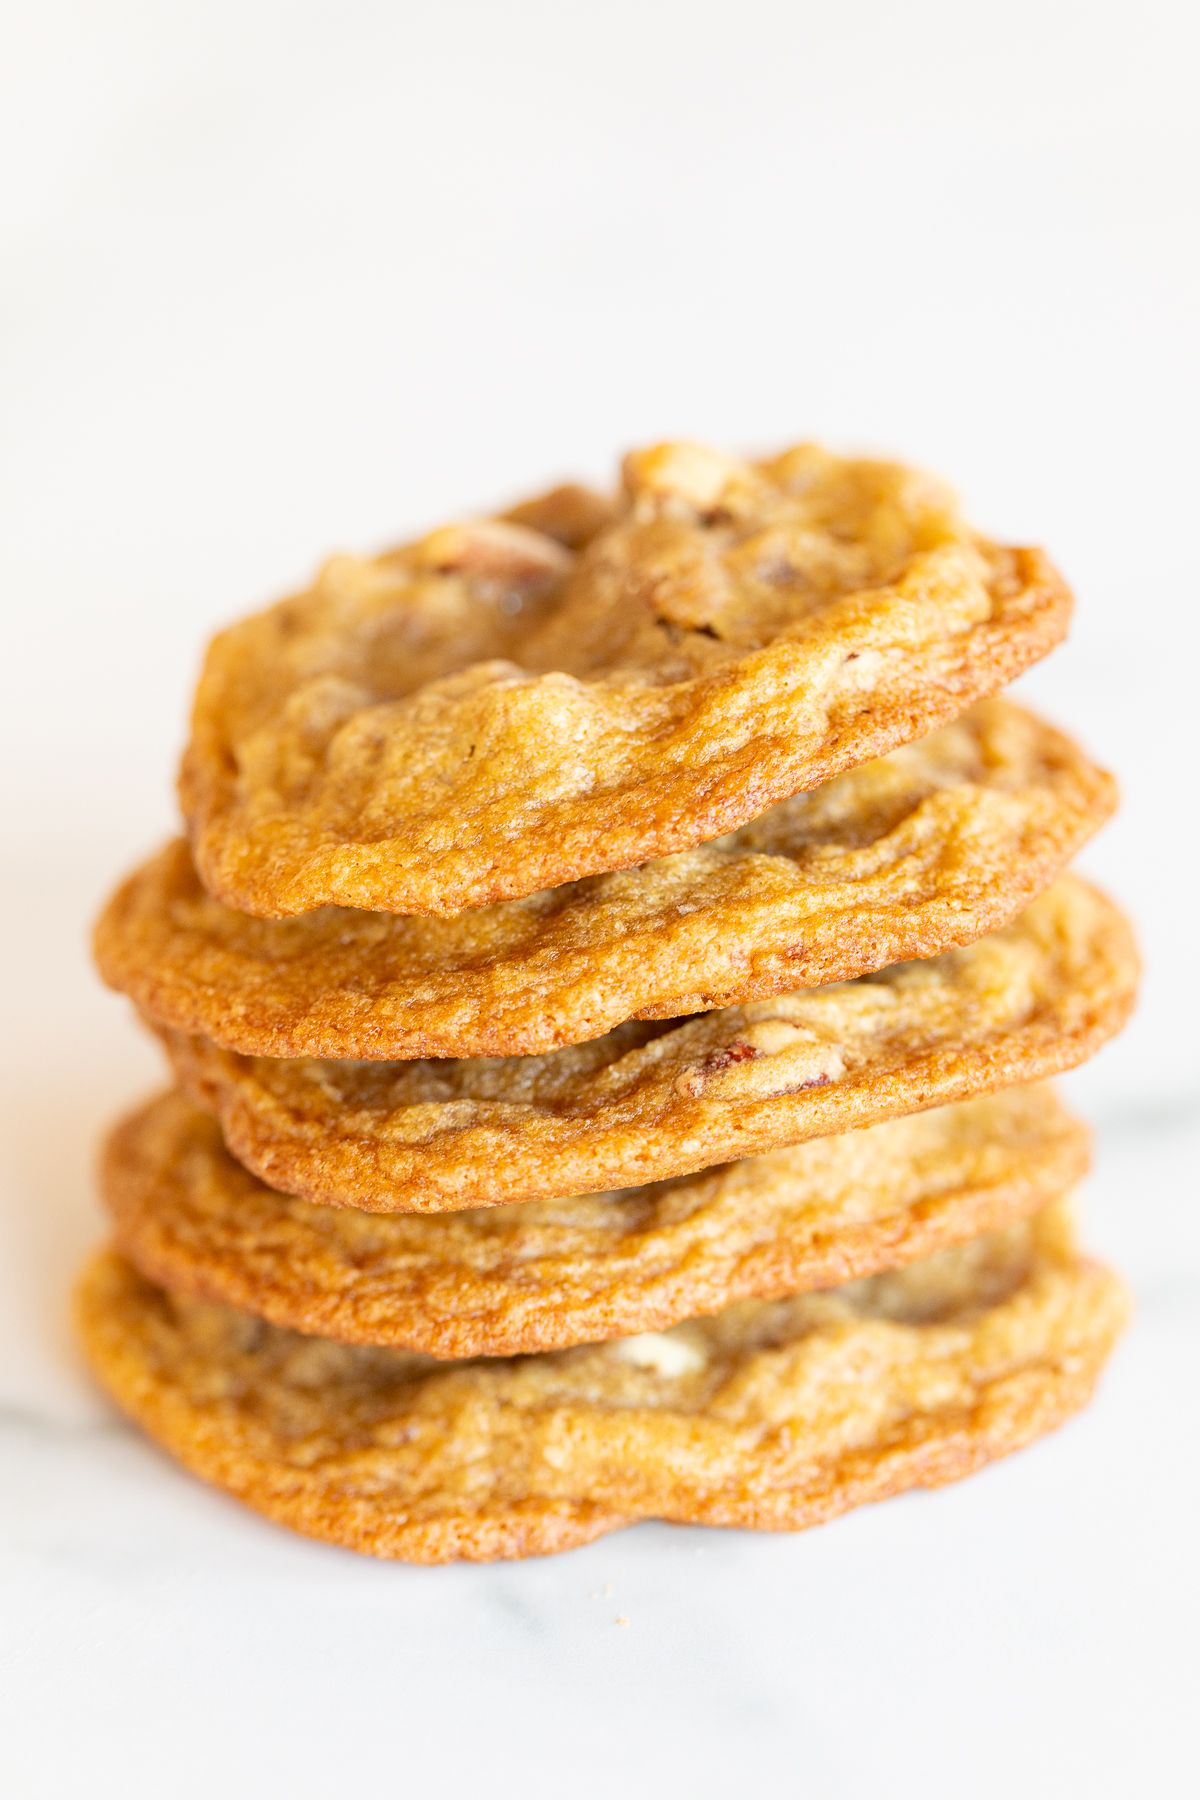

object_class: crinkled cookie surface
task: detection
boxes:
[103,1085,1088,1356]
[180,444,1073,917]
[76,1205,1127,1562]
[162,878,1137,1213]
[101,702,1114,1059]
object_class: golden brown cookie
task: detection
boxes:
[180,443,1073,917]
[100,702,1115,1060]
[161,877,1137,1213]
[75,1204,1128,1562]
[102,1085,1088,1356]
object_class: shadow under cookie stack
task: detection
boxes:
[83,441,1138,1562]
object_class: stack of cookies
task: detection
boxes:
[82,441,1137,1562]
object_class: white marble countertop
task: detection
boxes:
[4,1070,1197,1798]
[3,3,1197,1794]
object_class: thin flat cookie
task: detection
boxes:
[161,877,1137,1213]
[76,1204,1128,1562]
[180,443,1073,917]
[100,702,1115,1060]
[102,1085,1089,1356]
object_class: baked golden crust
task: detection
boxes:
[75,1205,1128,1562]
[179,444,1073,918]
[102,1085,1089,1356]
[161,878,1137,1213]
[99,702,1115,1060]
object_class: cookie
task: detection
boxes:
[180,443,1073,917]
[102,1085,1088,1356]
[161,877,1137,1213]
[75,1204,1128,1562]
[99,702,1115,1060]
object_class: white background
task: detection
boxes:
[2,3,1197,1795]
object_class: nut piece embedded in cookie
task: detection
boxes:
[613,1333,709,1377]
[623,442,754,515]
[675,1020,847,1101]
[416,519,574,585]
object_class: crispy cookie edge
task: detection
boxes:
[75,1243,1126,1563]
[101,1089,1092,1356]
